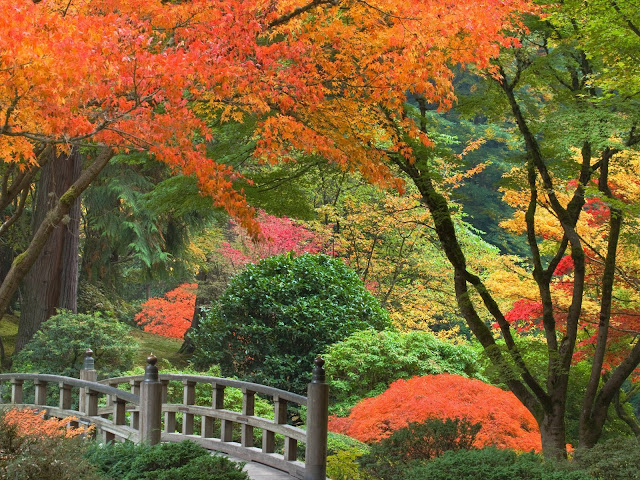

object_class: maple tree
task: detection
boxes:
[400,3,640,455]
[328,374,542,452]
[0,0,259,356]
[134,283,197,339]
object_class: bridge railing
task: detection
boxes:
[0,350,329,480]
[0,369,141,443]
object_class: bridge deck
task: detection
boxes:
[228,455,298,480]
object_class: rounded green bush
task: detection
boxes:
[324,329,483,415]
[191,253,391,394]
[12,310,137,378]
[86,440,250,480]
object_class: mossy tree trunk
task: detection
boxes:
[0,147,113,359]
[16,149,82,352]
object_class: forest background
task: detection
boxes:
[1,0,640,471]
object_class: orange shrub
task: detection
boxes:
[3,408,93,438]
[328,374,542,452]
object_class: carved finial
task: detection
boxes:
[312,355,325,383]
[144,353,159,382]
[83,348,95,370]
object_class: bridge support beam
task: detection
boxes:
[305,356,329,480]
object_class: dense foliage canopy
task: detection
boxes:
[191,253,390,393]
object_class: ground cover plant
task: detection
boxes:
[400,448,597,480]
[358,418,481,480]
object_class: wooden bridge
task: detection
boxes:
[0,351,329,480]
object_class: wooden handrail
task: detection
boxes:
[100,374,307,406]
[0,373,138,404]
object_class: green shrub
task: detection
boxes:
[572,436,640,480]
[0,409,100,480]
[324,329,484,415]
[359,418,481,480]
[327,448,374,480]
[12,310,137,379]
[191,253,391,394]
[327,432,370,456]
[77,283,141,325]
[403,448,597,480]
[86,440,250,480]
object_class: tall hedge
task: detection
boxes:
[191,253,390,394]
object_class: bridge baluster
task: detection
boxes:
[241,388,255,447]
[58,382,72,409]
[182,380,196,435]
[86,388,99,416]
[113,398,126,425]
[105,397,127,443]
[162,379,176,433]
[11,379,23,404]
[284,437,297,462]
[263,395,287,453]
[105,380,118,406]
[160,379,169,404]
[219,384,233,443]
[34,380,48,406]
[165,411,177,433]
[130,379,141,429]
[213,383,225,409]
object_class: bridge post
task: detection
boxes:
[139,354,162,445]
[305,356,329,480]
[79,348,97,413]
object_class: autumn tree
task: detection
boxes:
[0,0,260,355]
[325,185,507,333]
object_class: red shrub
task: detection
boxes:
[134,283,197,339]
[328,374,542,452]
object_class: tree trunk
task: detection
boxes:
[16,149,82,352]
[539,404,568,459]
[179,269,207,354]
